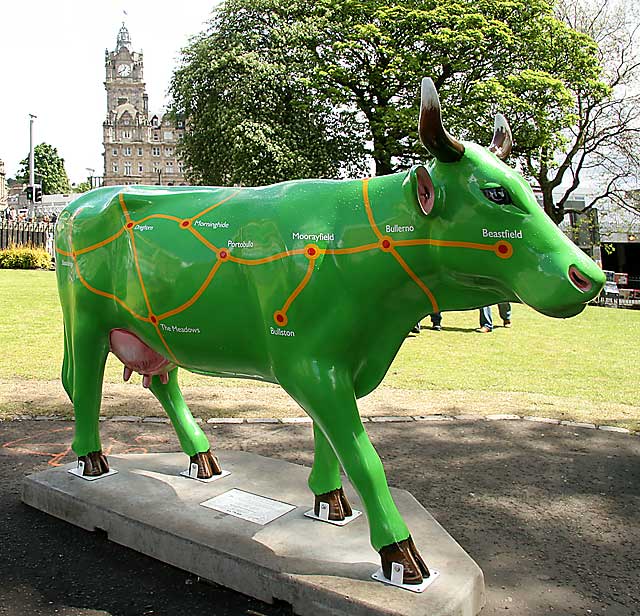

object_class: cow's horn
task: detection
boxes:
[418,77,465,163]
[488,113,512,160]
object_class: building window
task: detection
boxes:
[138,162,144,173]
[124,162,132,176]
[152,162,160,172]
[112,163,118,173]
[166,161,174,174]
[153,131,159,141]
[152,147,160,156]
[112,148,118,156]
[179,162,184,174]
[177,120,184,128]
[124,147,132,156]
[178,131,184,140]
[137,147,143,156]
[122,130,131,139]
[152,116,159,127]
[164,147,173,156]
[163,131,173,141]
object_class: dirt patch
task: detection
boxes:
[1,379,638,430]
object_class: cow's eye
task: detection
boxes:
[482,187,512,205]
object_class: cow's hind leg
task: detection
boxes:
[68,322,110,476]
[310,422,353,520]
[148,369,221,478]
[280,363,429,584]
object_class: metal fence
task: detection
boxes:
[0,221,56,256]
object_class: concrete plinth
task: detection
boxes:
[22,452,485,616]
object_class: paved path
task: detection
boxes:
[1,418,638,616]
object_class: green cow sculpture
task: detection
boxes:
[55,78,605,584]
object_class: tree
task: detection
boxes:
[17,143,71,195]
[470,0,640,223]
[170,5,368,186]
[72,181,92,193]
[171,0,609,208]
[550,0,640,221]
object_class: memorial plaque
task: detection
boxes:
[201,488,296,525]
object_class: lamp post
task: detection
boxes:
[157,169,162,186]
[29,114,37,190]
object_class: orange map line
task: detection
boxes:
[281,259,315,315]
[61,182,513,339]
[121,193,154,320]
[188,227,219,254]
[390,247,439,312]
[394,238,496,252]
[324,243,380,255]
[153,323,178,363]
[75,227,125,256]
[362,178,383,240]
[135,213,182,225]
[189,190,241,222]
[72,255,151,322]
[119,193,132,223]
[157,260,223,321]
[230,248,306,266]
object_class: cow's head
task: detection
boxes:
[411,78,605,318]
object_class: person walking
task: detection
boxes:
[476,303,511,333]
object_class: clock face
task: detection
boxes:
[117,64,131,77]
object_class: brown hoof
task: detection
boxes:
[78,450,110,477]
[314,486,353,520]
[379,535,430,584]
[190,450,222,479]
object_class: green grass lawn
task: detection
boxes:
[1,269,639,422]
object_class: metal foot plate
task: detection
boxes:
[371,567,440,593]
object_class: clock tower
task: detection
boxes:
[102,24,187,187]
[104,23,147,114]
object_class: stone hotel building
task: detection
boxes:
[103,24,187,186]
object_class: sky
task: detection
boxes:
[0,1,216,185]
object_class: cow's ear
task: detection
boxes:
[404,165,435,215]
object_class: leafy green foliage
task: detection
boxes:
[17,143,71,195]
[171,0,608,214]
[0,244,52,270]
[72,181,92,193]
[170,3,368,186]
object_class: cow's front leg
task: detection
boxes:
[280,363,429,584]
[310,422,353,520]
[149,368,221,478]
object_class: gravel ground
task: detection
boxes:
[1,418,638,616]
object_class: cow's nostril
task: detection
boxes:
[568,265,593,293]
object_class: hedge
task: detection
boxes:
[0,244,53,270]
